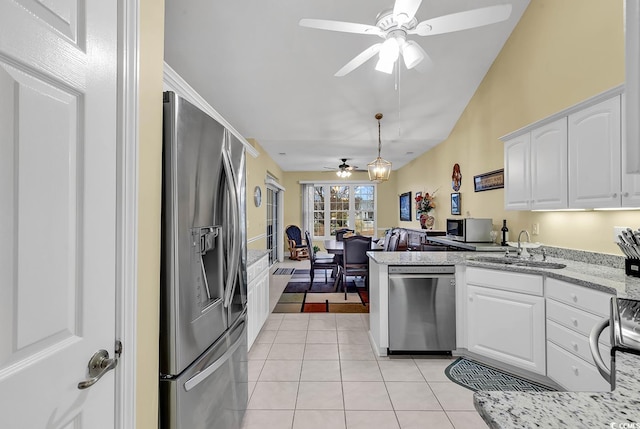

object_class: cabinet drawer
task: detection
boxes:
[247,254,269,284]
[547,341,611,392]
[546,298,610,344]
[545,278,612,317]
[546,320,611,364]
[466,267,543,296]
[256,254,269,273]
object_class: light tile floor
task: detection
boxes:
[242,312,489,429]
[242,255,489,429]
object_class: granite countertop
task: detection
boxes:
[465,255,640,300]
[367,250,470,266]
[247,249,269,266]
[474,351,640,428]
[367,251,640,299]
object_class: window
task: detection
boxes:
[305,183,377,239]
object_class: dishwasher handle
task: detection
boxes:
[389,273,455,281]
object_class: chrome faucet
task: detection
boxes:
[517,230,531,258]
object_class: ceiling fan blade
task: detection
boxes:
[335,43,382,77]
[299,18,382,36]
[393,0,423,22]
[404,41,434,73]
[410,4,512,37]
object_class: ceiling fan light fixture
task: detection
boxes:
[401,40,424,69]
[379,37,400,62]
[375,57,395,74]
[368,113,392,183]
[336,169,352,178]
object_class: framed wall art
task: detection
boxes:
[473,169,504,192]
[399,191,411,221]
[451,192,461,215]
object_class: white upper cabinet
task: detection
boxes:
[568,96,621,208]
[504,118,567,210]
[531,118,568,209]
[503,88,640,210]
[504,133,531,210]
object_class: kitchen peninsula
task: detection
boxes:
[366,249,640,428]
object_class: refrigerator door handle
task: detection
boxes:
[222,145,241,309]
[183,318,246,391]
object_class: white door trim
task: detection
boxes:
[116,0,139,427]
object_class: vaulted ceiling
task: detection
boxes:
[164,0,530,172]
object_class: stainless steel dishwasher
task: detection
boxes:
[388,265,456,353]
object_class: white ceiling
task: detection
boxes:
[164,0,530,173]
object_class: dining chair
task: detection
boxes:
[341,235,372,299]
[335,228,355,241]
[384,231,399,251]
[305,231,340,290]
[381,229,393,251]
[285,225,309,260]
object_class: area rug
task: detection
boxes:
[272,269,369,314]
[445,357,554,392]
[273,268,295,275]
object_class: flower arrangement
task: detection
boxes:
[415,190,437,215]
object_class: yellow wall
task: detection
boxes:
[245,139,284,249]
[396,0,634,255]
[137,0,164,427]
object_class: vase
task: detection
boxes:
[419,213,435,230]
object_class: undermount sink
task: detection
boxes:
[469,256,566,269]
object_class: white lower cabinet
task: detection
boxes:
[467,284,546,375]
[247,254,270,350]
[463,267,615,391]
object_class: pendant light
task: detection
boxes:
[368,113,392,183]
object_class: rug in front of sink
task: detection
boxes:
[445,357,555,392]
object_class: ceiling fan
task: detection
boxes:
[299,0,512,76]
[324,158,365,178]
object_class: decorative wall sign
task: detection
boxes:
[473,169,504,192]
[451,193,461,215]
[452,163,462,191]
[399,192,411,221]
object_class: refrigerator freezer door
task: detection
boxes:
[160,312,248,429]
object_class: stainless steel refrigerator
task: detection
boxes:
[159,91,248,429]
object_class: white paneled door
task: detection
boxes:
[0,0,118,427]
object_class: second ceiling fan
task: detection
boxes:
[299,0,512,76]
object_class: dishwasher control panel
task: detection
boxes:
[388,265,455,275]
